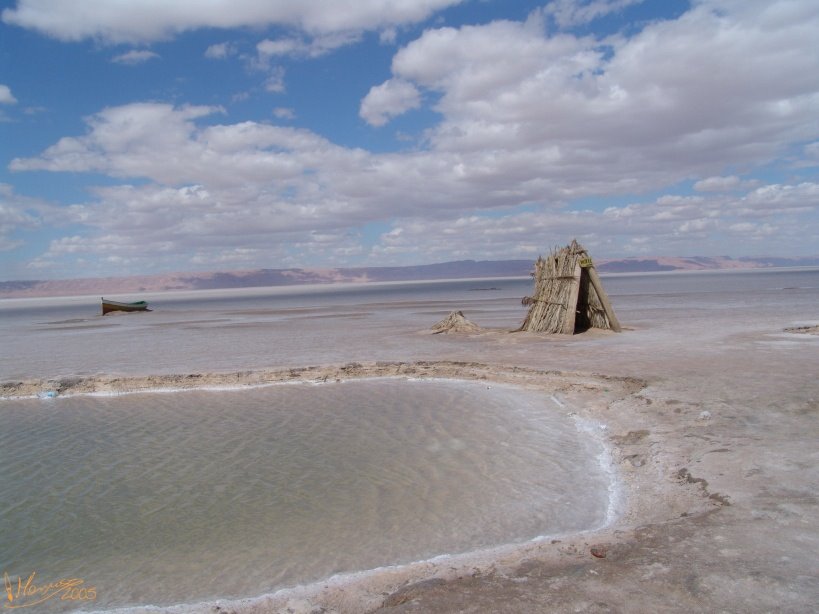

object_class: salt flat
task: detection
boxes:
[1,270,818,613]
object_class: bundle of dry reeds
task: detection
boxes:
[518,240,620,334]
[431,310,481,334]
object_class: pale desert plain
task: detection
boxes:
[1,270,818,613]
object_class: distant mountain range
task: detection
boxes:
[2,255,818,298]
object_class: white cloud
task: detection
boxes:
[6,1,819,271]
[263,67,287,93]
[257,38,302,57]
[204,42,236,59]
[10,98,819,265]
[542,0,646,29]
[111,49,160,65]
[727,221,776,238]
[250,38,354,93]
[2,0,464,44]
[0,84,17,104]
[734,182,819,216]
[0,183,52,251]
[369,182,817,263]
[255,32,362,60]
[360,79,421,126]
[379,27,398,45]
[694,175,741,192]
[10,103,224,180]
[365,1,819,193]
[800,141,819,167]
[273,107,296,120]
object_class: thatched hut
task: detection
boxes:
[518,240,621,334]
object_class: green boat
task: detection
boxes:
[101,297,152,315]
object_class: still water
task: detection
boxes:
[0,378,609,610]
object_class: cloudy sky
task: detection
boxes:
[1,0,818,280]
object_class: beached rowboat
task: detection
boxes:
[101,297,152,315]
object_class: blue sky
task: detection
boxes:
[1,0,817,280]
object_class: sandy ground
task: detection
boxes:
[3,318,818,613]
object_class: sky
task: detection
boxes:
[1,0,818,280]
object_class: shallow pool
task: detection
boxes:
[0,378,612,611]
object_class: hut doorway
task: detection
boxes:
[574,267,592,333]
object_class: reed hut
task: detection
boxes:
[518,240,621,334]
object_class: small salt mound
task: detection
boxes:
[431,310,481,334]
